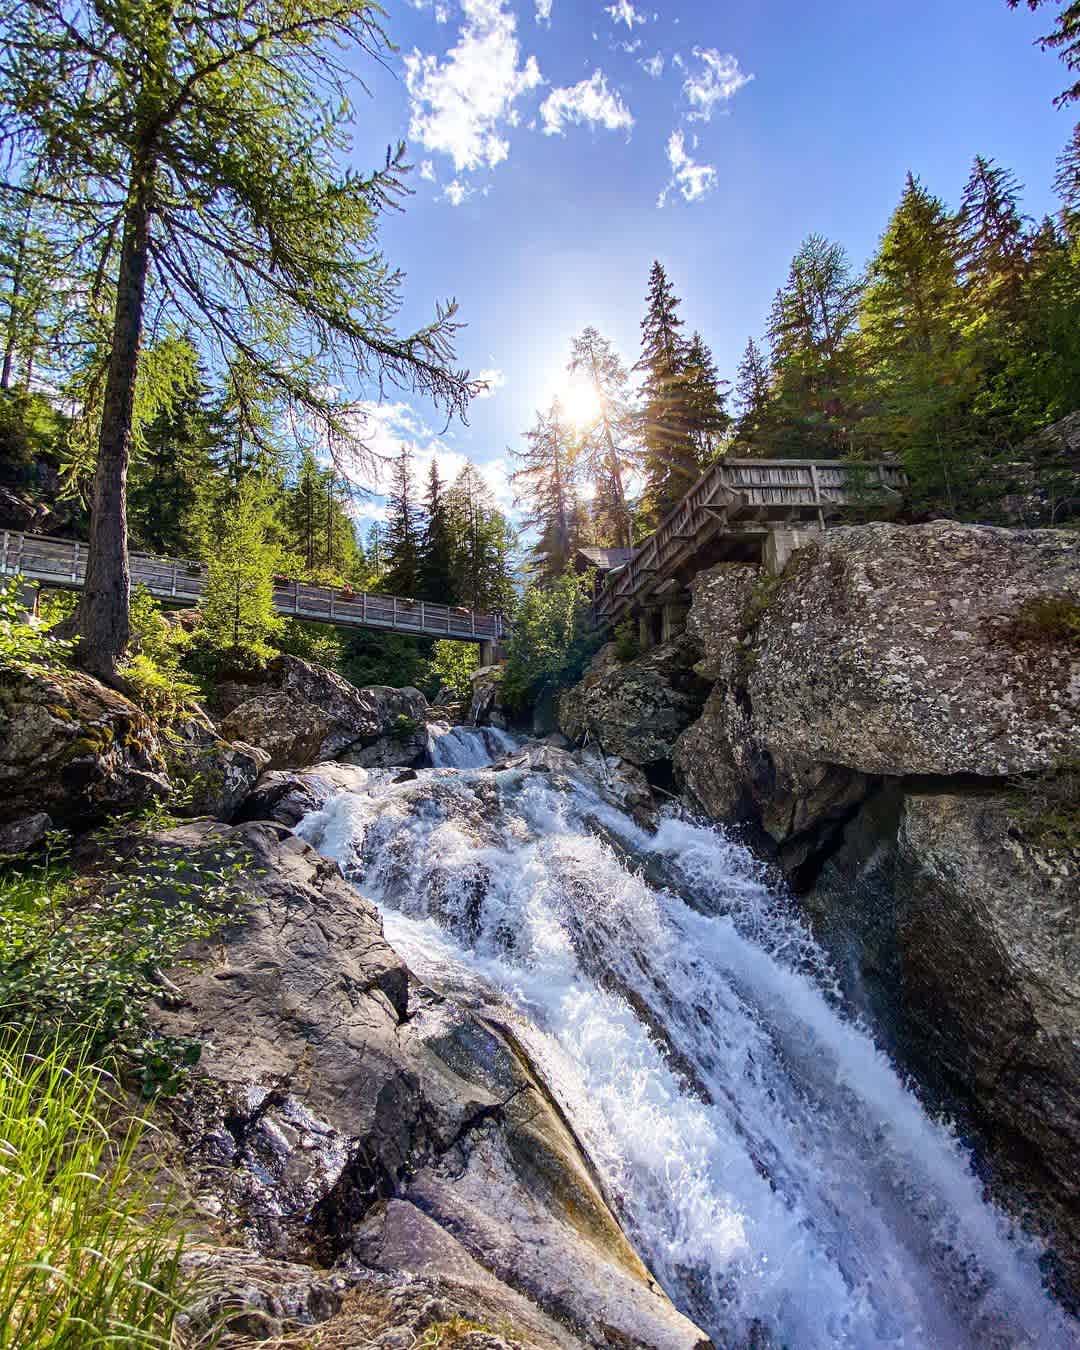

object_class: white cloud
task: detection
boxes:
[441,178,475,205]
[658,128,716,207]
[605,0,646,29]
[407,0,450,19]
[404,0,543,175]
[540,69,633,136]
[419,159,436,181]
[475,367,507,398]
[535,0,552,22]
[683,48,752,121]
[640,50,664,78]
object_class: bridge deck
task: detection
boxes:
[595,457,905,625]
[1,530,508,643]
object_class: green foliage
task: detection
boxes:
[275,617,346,670]
[502,571,600,709]
[613,619,640,663]
[342,630,434,691]
[116,586,201,719]
[0,577,72,672]
[428,639,479,699]
[390,713,423,744]
[0,836,238,1068]
[511,400,585,580]
[1003,593,1080,646]
[0,1038,198,1348]
[0,389,66,475]
[195,477,282,669]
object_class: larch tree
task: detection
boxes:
[198,475,281,660]
[766,233,861,457]
[958,157,1030,326]
[636,261,695,525]
[567,326,639,549]
[0,0,474,679]
[511,399,581,582]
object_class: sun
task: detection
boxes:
[560,376,603,432]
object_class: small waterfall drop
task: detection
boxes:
[297,734,1077,1350]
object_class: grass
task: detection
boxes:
[0,1037,198,1349]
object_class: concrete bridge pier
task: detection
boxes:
[763,525,822,576]
[479,639,498,667]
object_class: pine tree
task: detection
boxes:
[1008,1,1080,107]
[511,400,582,581]
[418,460,456,602]
[733,337,772,452]
[636,261,696,524]
[382,445,421,596]
[958,156,1029,325]
[198,476,282,661]
[567,326,640,548]
[683,332,730,465]
[766,234,861,457]
[445,464,516,612]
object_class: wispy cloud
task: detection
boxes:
[640,50,664,78]
[475,367,507,397]
[404,0,543,177]
[441,178,475,206]
[683,48,752,121]
[605,0,646,29]
[407,0,450,21]
[658,129,716,206]
[535,0,553,23]
[540,70,634,136]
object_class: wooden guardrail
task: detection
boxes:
[594,457,906,625]
[0,530,509,644]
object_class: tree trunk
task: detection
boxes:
[65,163,153,679]
[1,202,32,392]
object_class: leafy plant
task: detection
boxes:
[390,713,423,744]
[0,575,72,672]
[0,1037,200,1349]
[426,639,478,700]
[501,571,601,710]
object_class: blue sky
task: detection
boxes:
[343,0,1072,531]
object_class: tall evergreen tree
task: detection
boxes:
[197,476,282,660]
[733,337,772,452]
[567,326,640,548]
[511,400,582,581]
[382,445,421,596]
[1008,1,1080,107]
[418,460,456,602]
[766,234,861,457]
[446,464,516,612]
[958,156,1030,325]
[636,261,695,524]
[683,332,730,465]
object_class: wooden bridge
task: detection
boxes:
[594,457,906,629]
[0,530,509,649]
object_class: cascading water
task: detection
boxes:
[427,720,521,768]
[298,729,1078,1350]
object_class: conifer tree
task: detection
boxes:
[733,337,773,452]
[0,0,474,678]
[636,261,696,524]
[766,234,861,457]
[683,332,730,465]
[446,464,516,612]
[382,445,422,596]
[567,326,639,548]
[958,157,1030,324]
[511,400,582,581]
[418,460,456,602]
[198,476,282,661]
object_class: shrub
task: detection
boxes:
[274,617,345,671]
[426,639,479,700]
[0,1038,197,1349]
[0,576,73,672]
[390,713,423,744]
[612,619,640,663]
[119,587,201,720]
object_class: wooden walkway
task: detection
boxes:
[0,530,509,644]
[594,457,905,626]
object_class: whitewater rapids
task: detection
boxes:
[296,726,1077,1349]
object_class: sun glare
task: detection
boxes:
[561,376,603,432]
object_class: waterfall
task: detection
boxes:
[297,729,1077,1350]
[427,720,520,768]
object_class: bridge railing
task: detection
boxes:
[594,457,905,623]
[0,530,508,641]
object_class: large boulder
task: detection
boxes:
[674,523,1079,870]
[217,655,429,770]
[468,664,512,730]
[558,638,709,769]
[893,788,1080,1296]
[164,719,270,822]
[0,663,169,829]
[141,820,708,1350]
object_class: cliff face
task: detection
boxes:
[558,519,1080,1297]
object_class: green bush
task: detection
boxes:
[426,639,479,700]
[274,616,345,670]
[0,1037,198,1349]
[0,576,72,672]
[612,619,640,663]
[390,713,423,744]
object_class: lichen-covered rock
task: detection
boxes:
[894,788,1080,1294]
[684,562,759,682]
[139,821,707,1350]
[558,638,709,768]
[0,811,52,855]
[0,664,169,827]
[750,521,1079,778]
[165,726,270,822]
[216,655,429,769]
[468,664,511,730]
